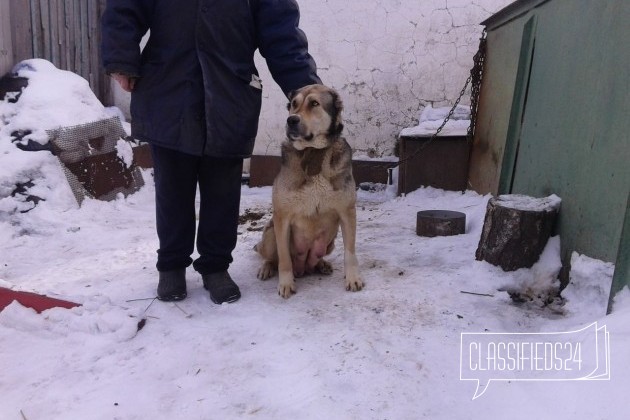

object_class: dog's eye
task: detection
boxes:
[291,99,298,109]
[310,100,320,107]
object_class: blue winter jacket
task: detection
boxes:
[101,0,321,157]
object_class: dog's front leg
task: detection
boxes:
[339,206,363,291]
[274,214,296,298]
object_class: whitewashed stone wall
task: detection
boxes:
[110,0,512,157]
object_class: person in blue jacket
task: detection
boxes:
[101,0,321,304]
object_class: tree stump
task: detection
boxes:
[475,194,561,271]
[416,210,466,237]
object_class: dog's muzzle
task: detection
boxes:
[286,115,301,139]
[287,115,300,128]
[286,115,313,141]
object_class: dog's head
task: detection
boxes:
[285,84,343,150]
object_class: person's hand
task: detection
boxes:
[111,73,137,92]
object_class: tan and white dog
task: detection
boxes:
[255,84,363,298]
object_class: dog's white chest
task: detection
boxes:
[276,175,339,217]
[298,176,335,211]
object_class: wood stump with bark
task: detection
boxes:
[475,194,561,271]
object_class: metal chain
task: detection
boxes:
[468,29,487,143]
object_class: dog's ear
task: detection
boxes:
[329,89,344,135]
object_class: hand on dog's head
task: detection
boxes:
[285,84,343,150]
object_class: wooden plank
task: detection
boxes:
[87,0,100,96]
[498,15,537,194]
[81,0,90,85]
[57,0,66,69]
[73,0,81,73]
[39,0,51,59]
[50,0,60,67]
[9,0,33,65]
[0,0,13,74]
[30,0,42,57]
[97,0,111,103]
[65,0,73,69]
[53,0,66,69]
[81,0,94,89]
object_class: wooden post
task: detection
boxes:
[475,194,561,271]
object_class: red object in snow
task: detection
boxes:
[0,287,80,313]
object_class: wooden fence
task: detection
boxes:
[0,0,110,103]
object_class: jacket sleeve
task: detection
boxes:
[101,0,152,77]
[254,0,322,96]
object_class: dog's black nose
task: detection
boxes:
[287,115,300,127]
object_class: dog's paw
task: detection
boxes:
[257,261,276,280]
[315,259,333,275]
[278,281,296,298]
[345,276,364,292]
[278,274,296,298]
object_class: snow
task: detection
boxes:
[0,59,123,215]
[399,104,471,137]
[4,59,114,140]
[562,252,616,320]
[497,235,564,309]
[496,193,562,212]
[116,138,134,168]
[351,154,399,162]
[1,60,628,419]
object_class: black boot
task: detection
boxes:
[157,269,187,301]
[202,271,241,304]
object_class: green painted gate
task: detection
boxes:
[479,0,630,306]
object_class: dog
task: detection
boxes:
[255,84,363,298]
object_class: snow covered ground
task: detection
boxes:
[1,60,628,420]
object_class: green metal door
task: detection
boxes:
[504,0,630,262]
